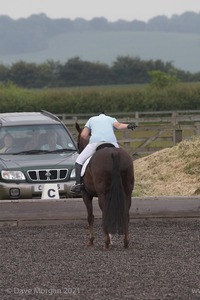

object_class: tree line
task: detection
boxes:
[0,56,199,88]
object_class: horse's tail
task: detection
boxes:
[103,150,127,235]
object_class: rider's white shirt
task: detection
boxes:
[85,114,118,144]
[76,114,119,165]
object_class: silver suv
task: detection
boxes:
[0,111,78,199]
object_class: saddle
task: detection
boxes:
[96,142,115,151]
[81,142,116,176]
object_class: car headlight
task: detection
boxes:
[1,170,26,180]
[70,168,76,179]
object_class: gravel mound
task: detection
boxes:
[134,136,200,196]
[1,219,200,299]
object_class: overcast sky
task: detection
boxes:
[0,0,200,21]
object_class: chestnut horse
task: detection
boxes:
[75,122,134,249]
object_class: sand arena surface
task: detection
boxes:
[1,218,200,300]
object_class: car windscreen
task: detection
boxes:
[0,124,77,154]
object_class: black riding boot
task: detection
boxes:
[71,163,83,194]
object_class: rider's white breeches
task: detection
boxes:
[76,142,119,165]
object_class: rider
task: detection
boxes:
[71,112,137,194]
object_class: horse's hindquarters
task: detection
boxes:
[82,146,134,248]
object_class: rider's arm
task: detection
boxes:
[113,121,128,130]
[114,121,137,130]
[81,127,90,140]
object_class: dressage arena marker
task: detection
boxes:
[41,184,60,199]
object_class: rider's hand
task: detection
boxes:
[127,123,137,130]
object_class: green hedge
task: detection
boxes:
[1,83,200,114]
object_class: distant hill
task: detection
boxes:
[0,12,200,72]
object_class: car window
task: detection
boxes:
[0,124,76,154]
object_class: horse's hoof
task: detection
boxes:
[124,242,129,249]
[103,247,109,251]
[103,244,110,250]
[87,241,94,247]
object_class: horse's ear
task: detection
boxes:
[75,122,81,133]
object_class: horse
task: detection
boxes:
[75,122,134,249]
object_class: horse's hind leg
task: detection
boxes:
[104,232,111,250]
[124,231,129,249]
[83,194,94,246]
[88,215,94,246]
[124,213,130,249]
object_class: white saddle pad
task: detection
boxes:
[81,156,91,177]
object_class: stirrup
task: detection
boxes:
[70,183,83,194]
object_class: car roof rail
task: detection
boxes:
[41,110,61,123]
